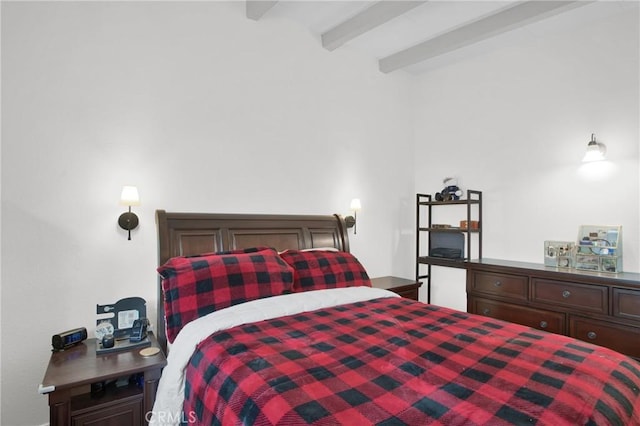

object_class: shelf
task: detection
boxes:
[418,199,481,206]
[417,256,470,269]
[70,382,142,415]
[416,190,483,304]
[420,227,480,233]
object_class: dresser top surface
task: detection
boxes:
[469,258,640,286]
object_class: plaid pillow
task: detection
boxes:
[279,250,371,292]
[158,248,294,343]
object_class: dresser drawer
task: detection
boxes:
[569,315,640,358]
[532,279,607,314]
[71,394,143,426]
[471,297,565,334]
[613,288,640,322]
[470,271,528,300]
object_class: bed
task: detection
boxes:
[151,210,640,426]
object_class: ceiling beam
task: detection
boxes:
[246,1,278,21]
[322,1,427,51]
[379,0,589,73]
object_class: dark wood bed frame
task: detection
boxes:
[155,209,350,352]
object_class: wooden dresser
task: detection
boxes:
[467,258,640,359]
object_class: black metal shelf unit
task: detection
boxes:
[416,190,483,303]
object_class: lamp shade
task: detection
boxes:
[582,134,606,162]
[120,186,140,206]
[350,198,362,211]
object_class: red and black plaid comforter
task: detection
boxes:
[184,297,640,425]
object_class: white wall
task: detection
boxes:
[1,3,415,424]
[413,1,640,310]
[2,1,639,425]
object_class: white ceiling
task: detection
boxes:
[246,1,639,74]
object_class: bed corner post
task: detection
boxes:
[334,214,350,253]
[155,209,168,354]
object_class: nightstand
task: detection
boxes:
[40,332,166,426]
[371,276,423,301]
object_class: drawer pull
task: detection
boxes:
[539,321,548,329]
[494,281,502,287]
[482,308,490,315]
[562,290,571,299]
[587,331,597,340]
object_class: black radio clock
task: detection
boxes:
[51,327,87,351]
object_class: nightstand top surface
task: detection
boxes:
[42,332,167,390]
[371,276,422,290]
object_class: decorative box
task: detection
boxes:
[575,225,622,273]
[544,241,574,268]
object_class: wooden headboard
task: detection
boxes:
[155,209,350,352]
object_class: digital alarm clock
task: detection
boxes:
[52,327,88,351]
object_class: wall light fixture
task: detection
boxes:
[345,198,362,234]
[118,186,140,240]
[583,133,607,162]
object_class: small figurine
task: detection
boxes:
[435,177,463,201]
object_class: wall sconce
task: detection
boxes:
[582,133,606,162]
[118,186,140,240]
[345,198,361,234]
